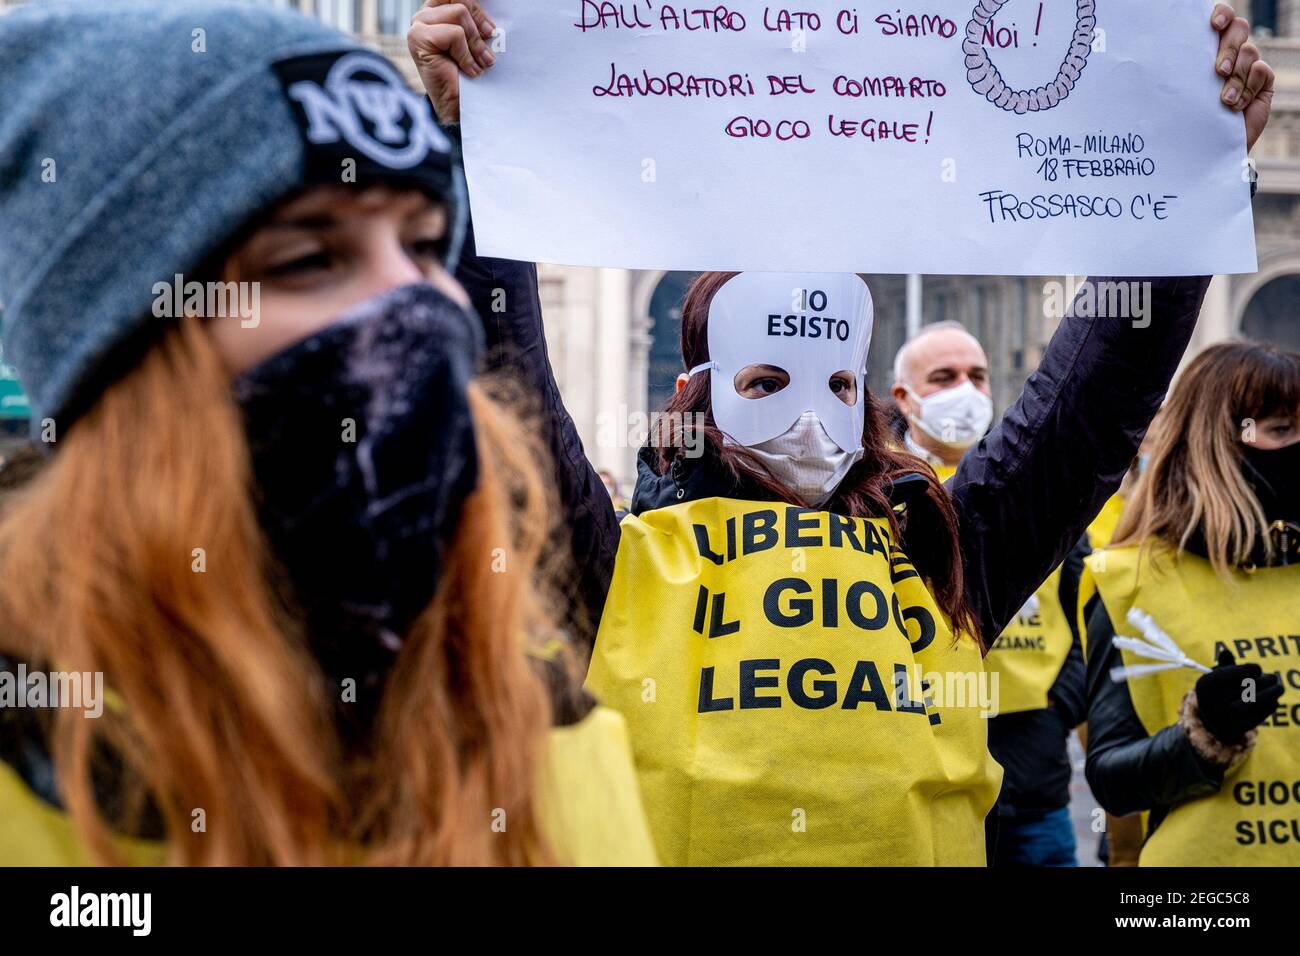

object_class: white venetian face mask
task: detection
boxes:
[689,272,874,456]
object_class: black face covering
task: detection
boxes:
[232,283,484,717]
[1242,441,1300,520]
[1241,440,1300,565]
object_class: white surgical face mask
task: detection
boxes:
[746,411,863,508]
[905,380,994,451]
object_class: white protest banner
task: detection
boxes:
[460,1,1257,276]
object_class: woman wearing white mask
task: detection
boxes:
[415,1,1272,865]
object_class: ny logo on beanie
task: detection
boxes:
[275,51,452,186]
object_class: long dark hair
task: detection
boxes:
[654,272,978,643]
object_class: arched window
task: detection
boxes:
[1253,0,1278,37]
[379,0,422,35]
[646,272,697,415]
[315,0,357,33]
[1241,273,1300,350]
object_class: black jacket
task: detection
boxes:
[1083,594,1226,831]
[453,197,1210,652]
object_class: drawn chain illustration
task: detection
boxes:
[965,0,1097,113]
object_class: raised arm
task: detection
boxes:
[950,274,1208,644]
[452,171,620,649]
[409,4,623,648]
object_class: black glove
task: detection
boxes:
[1194,650,1284,746]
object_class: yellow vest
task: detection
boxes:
[1083,545,1300,866]
[536,706,659,865]
[1086,494,1126,550]
[985,565,1074,715]
[0,706,657,866]
[587,497,1002,866]
[935,463,1107,715]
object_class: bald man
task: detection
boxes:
[891,321,994,475]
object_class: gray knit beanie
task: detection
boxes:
[0,0,467,434]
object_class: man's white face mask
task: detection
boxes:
[904,379,994,451]
[689,272,873,507]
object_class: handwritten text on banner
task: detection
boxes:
[461,2,1257,275]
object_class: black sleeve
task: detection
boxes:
[446,127,620,650]
[1046,538,1089,729]
[1082,594,1225,817]
[948,276,1209,645]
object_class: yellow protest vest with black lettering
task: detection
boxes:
[587,497,1003,866]
[1084,545,1300,866]
[984,566,1074,715]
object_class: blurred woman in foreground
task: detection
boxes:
[0,0,654,866]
